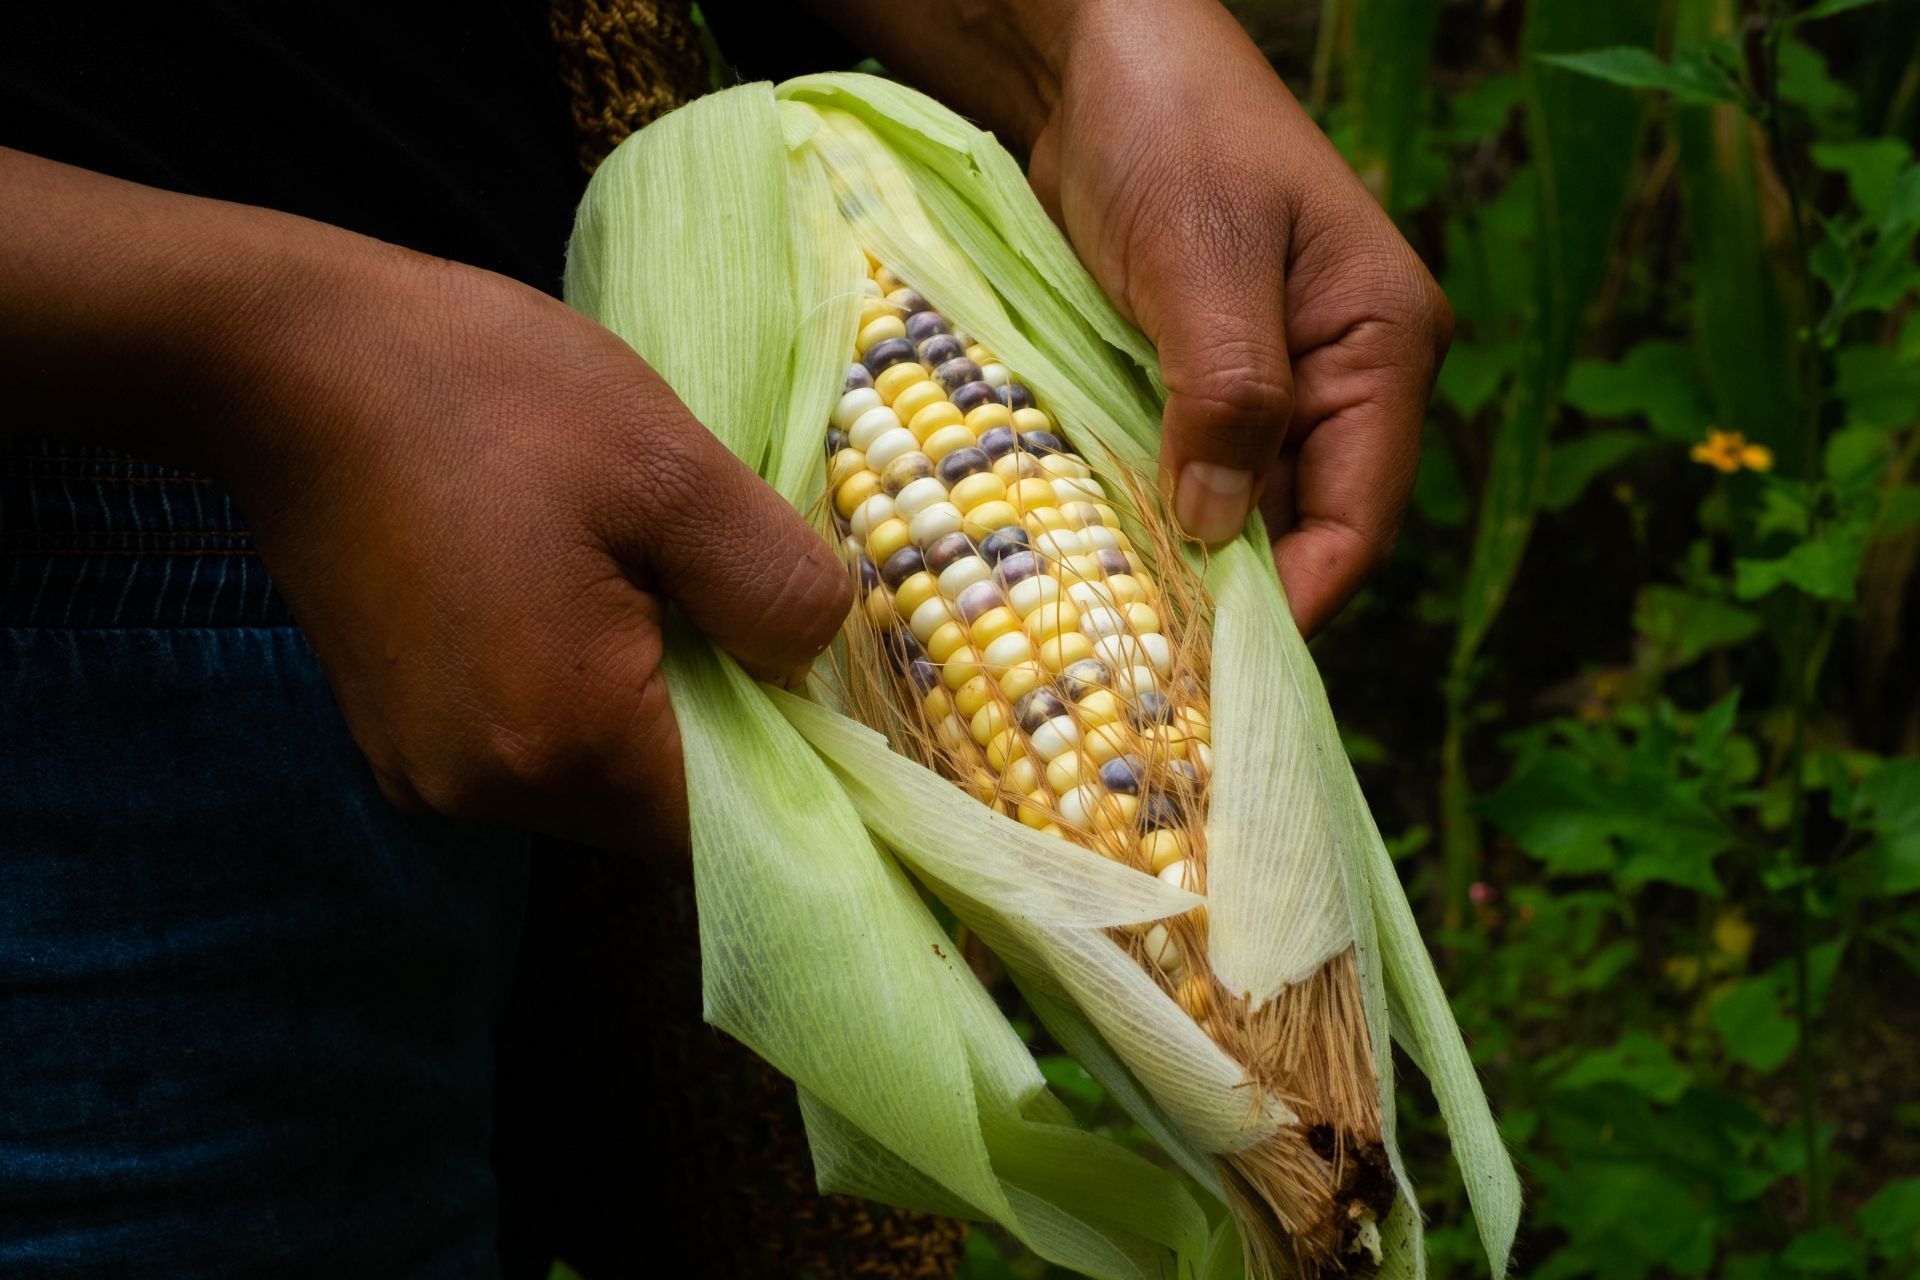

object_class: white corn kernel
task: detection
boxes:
[1029,714,1082,762]
[893,476,949,519]
[1052,476,1105,504]
[909,502,965,544]
[1078,606,1127,639]
[1057,782,1101,829]
[980,362,1010,387]
[1139,633,1173,675]
[833,386,882,431]
[937,555,993,598]
[981,630,1034,671]
[1007,574,1062,617]
[1065,580,1115,611]
[909,595,954,643]
[1083,526,1122,552]
[1141,923,1184,974]
[864,426,919,471]
[849,404,904,450]
[850,494,894,541]
[1158,859,1199,893]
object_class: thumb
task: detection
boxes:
[1131,193,1295,547]
[604,397,853,682]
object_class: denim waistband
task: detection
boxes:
[0,440,289,629]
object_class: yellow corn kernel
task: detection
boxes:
[1091,793,1140,837]
[961,500,1020,540]
[1124,602,1162,635]
[1177,706,1210,745]
[1024,599,1080,644]
[1083,720,1132,765]
[908,400,964,441]
[1005,476,1057,514]
[1039,632,1095,672]
[893,570,940,619]
[1017,787,1054,829]
[1140,829,1188,873]
[969,606,1021,648]
[998,660,1047,703]
[1044,750,1090,793]
[981,629,1033,671]
[933,714,971,756]
[856,314,906,353]
[1062,553,1105,584]
[874,362,928,404]
[964,768,1000,805]
[828,448,867,488]
[1077,689,1122,728]
[890,379,947,422]
[964,403,1013,434]
[992,452,1044,485]
[1011,406,1052,434]
[836,470,882,518]
[954,673,996,719]
[1104,574,1149,606]
[942,648,983,690]
[948,472,1005,512]
[1141,723,1190,762]
[873,266,905,292]
[1002,754,1039,794]
[1023,507,1070,537]
[863,587,894,630]
[971,701,1010,748]
[926,620,968,664]
[922,423,976,461]
[986,726,1023,772]
[1175,975,1212,1022]
[867,518,912,566]
[857,296,895,328]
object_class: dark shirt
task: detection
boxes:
[2,2,586,294]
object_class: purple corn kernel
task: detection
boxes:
[1061,658,1112,700]
[880,545,925,590]
[1098,754,1146,795]
[904,309,947,342]
[996,382,1034,410]
[1128,692,1174,728]
[935,447,990,486]
[1020,430,1064,455]
[977,525,1029,565]
[954,580,1005,623]
[923,531,976,574]
[907,656,940,694]
[916,333,965,368]
[950,380,997,414]
[1014,688,1068,733]
[976,425,1017,459]
[993,550,1042,588]
[933,358,983,392]
[844,363,873,392]
[862,336,917,374]
[1096,549,1130,577]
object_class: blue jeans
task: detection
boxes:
[1,441,531,1277]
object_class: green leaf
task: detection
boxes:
[1790,0,1885,22]
[1565,339,1715,441]
[1535,45,1743,107]
[1734,525,1869,602]
[1437,338,1517,416]
[1826,424,1897,483]
[1542,429,1650,509]
[1810,138,1916,223]
[1711,939,1847,1072]
[1776,36,1855,117]
[1860,759,1920,895]
[1413,425,1472,528]
[1633,584,1763,667]
[1859,1176,1920,1255]
[1836,344,1920,431]
[1345,0,1445,215]
[1556,1031,1691,1102]
[1781,1226,1865,1273]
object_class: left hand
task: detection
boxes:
[816,0,1452,636]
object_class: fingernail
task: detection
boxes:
[1175,462,1254,545]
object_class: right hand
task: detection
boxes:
[197,239,852,851]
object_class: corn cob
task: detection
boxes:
[827,258,1393,1278]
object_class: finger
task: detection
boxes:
[1130,189,1295,547]
[1270,331,1433,636]
[597,388,854,683]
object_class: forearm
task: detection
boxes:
[0,147,407,462]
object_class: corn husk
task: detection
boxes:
[564,75,1518,1279]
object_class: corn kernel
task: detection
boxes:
[933,714,970,756]
[1123,602,1162,635]
[909,594,954,643]
[1017,788,1054,829]
[1083,720,1132,765]
[1188,741,1213,775]
[1141,923,1183,974]
[986,726,1023,772]
[863,587,894,630]
[1158,858,1199,892]
[1006,477,1056,513]
[922,683,953,722]
[1002,755,1039,794]
[942,647,983,690]
[954,674,995,719]
[1177,706,1210,745]
[856,314,906,353]
[963,403,1013,433]
[1175,974,1212,1022]
[1039,452,1091,480]
[922,423,976,461]
[1140,829,1189,873]
[828,448,867,488]
[948,472,1005,513]
[1141,724,1190,762]
[1045,751,1090,793]
[1030,714,1082,761]
[971,701,1010,748]
[1057,783,1100,829]
[1011,407,1052,435]
[857,296,896,328]
[909,401,965,441]
[1091,793,1140,837]
[873,266,905,292]
[835,470,882,518]
[968,606,1020,648]
[1024,599,1079,643]
[964,344,991,364]
[1040,632,1096,672]
[1006,574,1062,617]
[867,518,912,566]
[1062,553,1106,584]
[961,500,1020,540]
[1058,501,1104,529]
[909,501,964,545]
[981,630,1033,671]
[891,379,947,422]
[849,405,904,450]
[1024,507,1070,537]
[937,555,993,598]
[1077,689,1122,728]
[894,570,939,619]
[998,660,1047,703]
[1104,574,1148,606]
[992,452,1044,484]
[926,620,968,664]
[833,386,882,431]
[875,361,927,404]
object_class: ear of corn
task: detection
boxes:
[566,75,1519,1280]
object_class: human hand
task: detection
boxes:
[1027,0,1451,635]
[812,0,1451,636]
[205,242,852,849]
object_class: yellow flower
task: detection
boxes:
[1690,429,1773,474]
